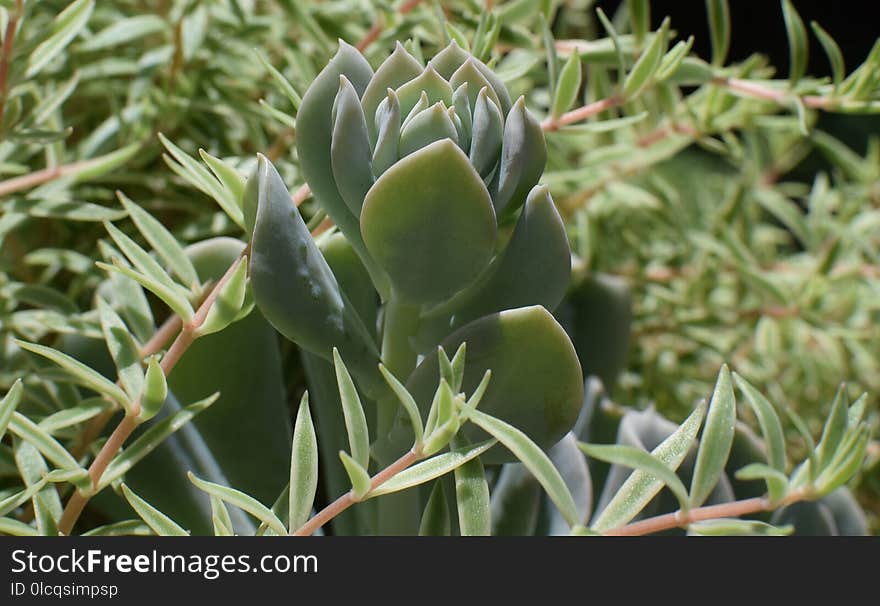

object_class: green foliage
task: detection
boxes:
[0,0,878,537]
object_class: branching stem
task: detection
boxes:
[291,448,423,536]
[604,491,806,536]
[0,0,23,135]
[57,245,251,535]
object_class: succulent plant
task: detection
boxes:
[247,41,583,467]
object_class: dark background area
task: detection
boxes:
[596,1,880,156]
[598,0,877,77]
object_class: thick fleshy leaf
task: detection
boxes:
[319,233,377,338]
[428,41,512,114]
[420,185,570,347]
[429,40,472,79]
[249,156,378,379]
[565,272,633,390]
[408,306,583,464]
[398,103,458,158]
[361,42,424,144]
[361,140,496,304]
[401,91,430,130]
[331,77,374,215]
[490,98,547,215]
[394,66,453,119]
[295,41,375,273]
[469,88,504,177]
[372,89,402,177]
[690,365,736,507]
[452,83,473,149]
[771,488,868,536]
[490,462,543,535]
[450,58,503,114]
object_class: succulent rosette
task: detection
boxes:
[247,41,583,461]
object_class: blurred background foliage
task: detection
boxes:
[1,0,879,531]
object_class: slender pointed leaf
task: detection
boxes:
[333,349,370,469]
[16,340,130,409]
[0,380,23,440]
[289,394,318,532]
[371,440,495,497]
[468,409,579,528]
[690,365,736,507]
[96,297,143,403]
[187,472,286,535]
[100,394,218,490]
[419,481,451,536]
[121,484,189,536]
[454,451,491,535]
[579,443,690,512]
[592,399,707,532]
[339,451,371,500]
[118,193,199,288]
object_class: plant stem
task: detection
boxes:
[291,448,422,536]
[542,95,623,131]
[603,491,805,536]
[715,77,831,109]
[0,0,23,135]
[377,298,420,436]
[57,245,250,535]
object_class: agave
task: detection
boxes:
[246,41,583,463]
